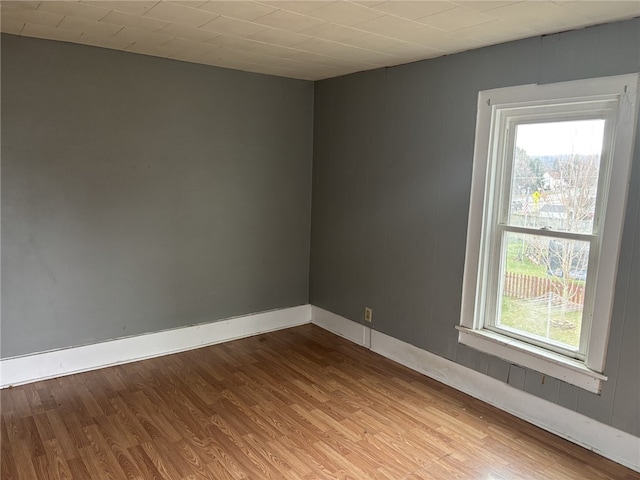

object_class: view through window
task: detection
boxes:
[496,120,604,351]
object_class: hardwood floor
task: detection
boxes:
[1,324,638,479]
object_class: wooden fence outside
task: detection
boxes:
[503,272,584,305]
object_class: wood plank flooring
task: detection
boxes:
[1,324,638,479]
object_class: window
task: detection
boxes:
[458,74,638,393]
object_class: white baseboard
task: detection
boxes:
[0,304,311,388]
[310,306,640,473]
[3,304,637,472]
[311,305,371,347]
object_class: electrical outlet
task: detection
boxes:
[364,307,373,323]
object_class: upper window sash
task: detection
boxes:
[494,107,617,221]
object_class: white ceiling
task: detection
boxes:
[1,1,639,80]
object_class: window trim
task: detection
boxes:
[459,74,639,393]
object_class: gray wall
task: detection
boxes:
[310,18,640,436]
[1,34,313,358]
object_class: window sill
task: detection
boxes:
[456,326,607,393]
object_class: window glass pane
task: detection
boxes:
[497,232,589,350]
[508,120,605,234]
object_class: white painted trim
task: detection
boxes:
[310,307,640,473]
[0,305,311,388]
[311,305,371,347]
[457,326,606,393]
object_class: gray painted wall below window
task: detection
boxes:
[310,18,639,436]
[1,34,314,358]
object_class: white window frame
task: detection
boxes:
[458,74,639,394]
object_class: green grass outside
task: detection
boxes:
[499,238,582,349]
[499,296,582,348]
